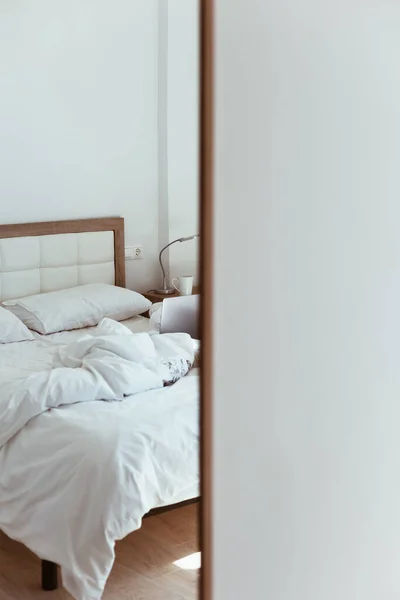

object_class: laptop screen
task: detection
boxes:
[160,295,200,339]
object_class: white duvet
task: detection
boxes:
[0,316,200,599]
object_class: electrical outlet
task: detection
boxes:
[125,246,143,260]
[132,245,143,260]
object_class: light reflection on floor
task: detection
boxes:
[173,551,201,570]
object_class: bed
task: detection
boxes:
[0,217,200,600]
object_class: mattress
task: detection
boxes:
[0,315,200,599]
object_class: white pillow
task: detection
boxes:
[0,306,34,343]
[3,283,152,335]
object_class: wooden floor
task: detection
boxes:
[0,503,199,600]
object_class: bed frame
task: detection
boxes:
[0,216,126,299]
[0,217,199,592]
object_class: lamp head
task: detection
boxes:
[179,234,200,242]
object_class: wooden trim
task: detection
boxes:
[0,217,126,288]
[199,0,214,599]
[112,220,126,287]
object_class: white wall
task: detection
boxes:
[214,2,400,600]
[0,0,159,292]
[164,0,199,285]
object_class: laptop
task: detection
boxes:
[160,295,200,339]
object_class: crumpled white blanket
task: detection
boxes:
[0,318,199,600]
[0,317,194,449]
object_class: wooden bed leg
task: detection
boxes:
[41,560,58,591]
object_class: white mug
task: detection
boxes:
[172,275,194,296]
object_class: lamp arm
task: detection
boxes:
[158,239,181,280]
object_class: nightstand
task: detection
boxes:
[143,290,180,305]
[143,286,200,306]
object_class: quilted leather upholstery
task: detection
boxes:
[0,231,115,301]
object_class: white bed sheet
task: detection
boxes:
[0,315,199,600]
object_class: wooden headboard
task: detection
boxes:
[0,217,125,301]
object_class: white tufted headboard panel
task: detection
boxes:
[0,218,125,302]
